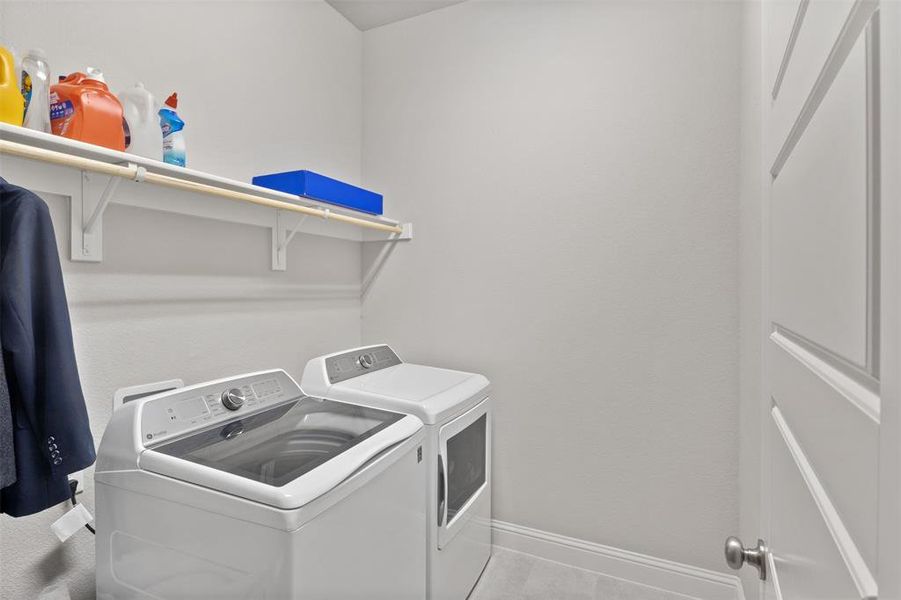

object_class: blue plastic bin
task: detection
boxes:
[252,170,383,216]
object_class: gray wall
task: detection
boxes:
[361,0,742,571]
[0,1,748,596]
[0,3,363,599]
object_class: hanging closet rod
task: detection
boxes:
[0,138,404,235]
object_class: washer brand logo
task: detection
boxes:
[417,446,422,463]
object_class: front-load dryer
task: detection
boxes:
[94,369,426,600]
[302,345,491,600]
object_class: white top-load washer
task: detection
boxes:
[302,345,491,600]
[94,369,427,600]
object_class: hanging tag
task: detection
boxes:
[50,504,93,542]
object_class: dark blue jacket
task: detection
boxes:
[0,178,96,517]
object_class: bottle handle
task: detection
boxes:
[0,49,13,86]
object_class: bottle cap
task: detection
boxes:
[165,93,178,109]
[84,67,106,83]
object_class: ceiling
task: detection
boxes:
[325,0,467,31]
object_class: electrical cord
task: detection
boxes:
[68,479,96,535]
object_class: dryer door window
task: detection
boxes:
[446,414,486,521]
[438,399,490,549]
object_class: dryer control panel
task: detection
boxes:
[140,370,300,445]
[326,345,402,384]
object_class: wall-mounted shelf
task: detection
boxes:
[0,123,411,271]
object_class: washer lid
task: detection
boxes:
[138,397,422,509]
[324,364,490,424]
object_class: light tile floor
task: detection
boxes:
[468,548,699,600]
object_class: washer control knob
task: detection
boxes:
[221,388,245,411]
[359,354,374,369]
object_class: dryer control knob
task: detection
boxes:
[359,354,374,369]
[221,388,245,411]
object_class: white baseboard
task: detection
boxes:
[491,520,745,600]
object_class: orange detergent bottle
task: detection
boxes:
[0,46,25,125]
[50,72,126,150]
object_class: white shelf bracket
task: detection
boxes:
[279,214,308,252]
[82,174,121,236]
[72,163,144,262]
[271,210,309,271]
[361,225,413,298]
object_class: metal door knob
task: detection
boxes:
[724,536,767,581]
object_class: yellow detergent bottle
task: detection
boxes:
[0,46,24,125]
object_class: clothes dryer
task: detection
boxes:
[302,346,491,600]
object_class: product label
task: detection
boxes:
[49,100,73,121]
[162,138,186,167]
[20,72,32,112]
[160,120,184,136]
[49,99,75,136]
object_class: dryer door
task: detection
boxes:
[437,398,490,549]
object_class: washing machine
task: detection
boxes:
[94,369,427,600]
[302,345,491,600]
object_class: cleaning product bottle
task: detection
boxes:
[158,92,185,166]
[0,45,25,126]
[21,49,51,133]
[50,70,126,150]
[119,83,163,160]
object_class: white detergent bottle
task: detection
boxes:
[119,83,163,160]
[21,49,51,133]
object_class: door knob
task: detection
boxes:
[724,536,768,581]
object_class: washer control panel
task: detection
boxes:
[326,345,401,384]
[140,370,299,445]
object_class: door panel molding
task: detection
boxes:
[771,0,878,178]
[770,334,879,568]
[771,406,877,599]
[865,14,882,377]
[772,0,810,99]
[771,328,880,422]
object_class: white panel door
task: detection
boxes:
[736,1,901,598]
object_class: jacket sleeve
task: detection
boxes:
[1,192,96,475]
